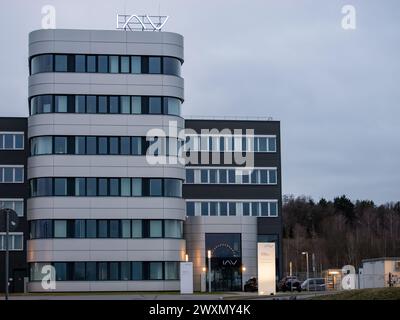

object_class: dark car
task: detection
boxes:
[244,277,258,292]
[277,276,302,292]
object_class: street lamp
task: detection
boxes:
[207,250,212,293]
[302,251,309,291]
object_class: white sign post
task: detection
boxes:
[257,242,276,295]
[180,262,193,294]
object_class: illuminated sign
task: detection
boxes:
[116,14,169,31]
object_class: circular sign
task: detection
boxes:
[0,208,19,232]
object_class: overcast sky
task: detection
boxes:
[1,0,399,204]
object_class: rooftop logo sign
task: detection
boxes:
[116,14,169,31]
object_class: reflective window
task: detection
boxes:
[109,56,119,73]
[98,137,108,155]
[165,97,180,116]
[149,97,162,114]
[132,262,142,280]
[86,220,97,238]
[109,220,119,238]
[75,95,86,113]
[86,96,97,113]
[98,178,108,196]
[120,137,130,155]
[164,179,181,197]
[149,179,162,196]
[54,263,67,281]
[120,96,130,114]
[98,220,108,238]
[109,262,119,280]
[98,96,107,113]
[131,96,141,114]
[75,55,86,72]
[31,54,53,74]
[86,262,96,280]
[109,178,119,196]
[54,220,67,238]
[164,220,182,238]
[132,178,142,196]
[148,57,161,74]
[97,55,108,73]
[163,57,181,76]
[131,137,142,155]
[87,55,96,72]
[109,137,119,154]
[131,220,142,238]
[121,220,131,238]
[165,262,179,280]
[54,136,67,154]
[74,220,86,238]
[186,202,195,216]
[131,56,141,74]
[54,178,67,196]
[75,137,86,154]
[186,169,194,183]
[149,262,163,280]
[121,56,130,73]
[74,262,85,280]
[109,96,119,114]
[121,261,130,280]
[55,55,68,72]
[98,262,108,280]
[86,178,97,196]
[121,178,131,196]
[31,136,52,155]
[86,137,97,155]
[150,220,162,238]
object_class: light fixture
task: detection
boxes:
[202,267,206,272]
[242,266,246,272]
[185,254,189,262]
[207,250,211,259]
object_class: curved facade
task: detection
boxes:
[27,29,185,292]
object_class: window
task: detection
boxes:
[269,202,278,216]
[164,179,181,197]
[87,55,96,72]
[75,95,86,113]
[120,137,130,155]
[54,263,67,281]
[86,262,96,280]
[74,262,86,280]
[228,202,236,216]
[97,55,108,73]
[54,136,67,154]
[86,137,97,155]
[98,178,108,196]
[98,220,108,238]
[0,233,23,251]
[0,133,24,150]
[37,95,52,113]
[210,202,218,216]
[165,261,179,280]
[149,97,162,114]
[243,202,250,216]
[149,262,163,280]
[86,96,97,113]
[55,96,67,112]
[186,202,195,216]
[86,220,97,238]
[150,179,162,196]
[132,262,142,280]
[98,137,108,155]
[121,56,130,73]
[131,220,142,238]
[268,137,276,152]
[109,137,119,154]
[131,56,141,73]
[121,220,131,238]
[261,202,269,216]
[131,137,142,155]
[251,202,259,216]
[269,169,277,184]
[86,178,97,196]
[120,96,130,114]
[54,220,67,238]
[209,169,217,183]
[121,178,131,196]
[132,178,142,196]
[55,55,68,72]
[165,97,180,116]
[148,57,161,74]
[163,57,181,76]
[98,96,107,113]
[74,220,86,238]
[201,202,209,216]
[0,200,24,217]
[186,169,194,183]
[109,220,119,238]
[109,96,119,114]
[150,220,162,238]
[200,170,208,183]
[219,170,227,184]
[75,137,86,154]
[109,178,119,196]
[220,202,228,216]
[31,54,53,74]
[131,96,142,114]
[0,167,24,183]
[31,136,52,155]
[259,138,267,152]
[98,262,108,281]
[54,178,67,196]
[164,220,182,238]
[109,56,119,73]
[75,55,86,72]
[109,262,119,280]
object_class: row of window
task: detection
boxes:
[0,166,24,183]
[29,219,183,239]
[30,261,180,281]
[0,199,24,217]
[0,233,23,251]
[30,95,181,116]
[30,136,182,157]
[29,177,182,198]
[185,135,277,152]
[0,132,24,150]
[30,54,181,76]
[186,168,278,185]
[186,201,279,217]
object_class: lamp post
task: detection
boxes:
[302,251,309,291]
[207,250,212,293]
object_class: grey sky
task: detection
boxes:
[1,0,399,204]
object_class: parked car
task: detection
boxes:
[244,277,258,292]
[301,278,326,291]
[277,276,302,292]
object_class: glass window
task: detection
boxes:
[86,220,97,238]
[98,220,108,238]
[132,178,142,196]
[259,138,267,152]
[210,202,218,216]
[228,170,235,183]
[14,168,23,183]
[149,179,162,196]
[74,262,85,280]
[164,179,181,197]
[31,136,52,155]
[98,137,108,155]
[109,56,119,73]
[13,134,23,149]
[186,202,195,216]
[37,178,53,197]
[209,169,217,183]
[98,262,108,281]
[38,95,52,113]
[260,170,268,184]
[121,178,131,196]
[131,220,142,238]
[131,96,142,114]
[121,220,131,238]
[86,262,96,280]
[54,136,67,154]
[132,262,142,280]
[98,96,107,113]
[165,220,182,238]
[228,202,237,216]
[165,97,180,116]
[109,220,119,238]
[55,96,67,113]
[149,97,162,114]
[243,202,250,216]
[75,55,86,72]
[121,261,130,280]
[54,263,67,281]
[31,54,53,74]
[121,56,130,73]
[269,170,277,184]
[75,95,86,113]
[98,178,108,196]
[75,137,86,154]
[131,56,141,74]
[201,202,209,216]
[251,202,259,216]
[163,57,181,76]
[251,170,258,184]
[261,202,269,216]
[109,178,119,196]
[86,96,97,113]
[120,96,130,114]
[54,178,67,196]
[270,202,278,216]
[3,167,12,182]
[120,137,130,155]
[149,57,161,74]
[4,135,13,149]
[86,136,97,155]
[165,261,179,280]
[200,170,208,183]
[87,55,96,72]
[219,169,227,183]
[98,55,108,73]
[74,220,86,238]
[54,220,67,238]
[150,220,162,238]
[109,262,119,280]
[55,55,68,72]
[149,262,163,280]
[186,169,194,183]
[86,178,97,196]
[220,202,228,216]
[109,137,119,154]
[109,96,119,113]
[131,137,142,155]
[268,138,276,152]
